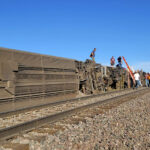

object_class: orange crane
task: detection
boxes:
[122,56,135,85]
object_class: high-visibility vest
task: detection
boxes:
[145,74,149,79]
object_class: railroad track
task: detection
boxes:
[0,88,132,117]
[0,87,149,143]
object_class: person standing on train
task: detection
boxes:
[110,56,115,66]
[90,48,96,62]
[117,56,122,67]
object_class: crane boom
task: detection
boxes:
[122,56,135,84]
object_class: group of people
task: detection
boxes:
[90,49,122,68]
[90,49,150,88]
[129,71,150,89]
[110,56,122,67]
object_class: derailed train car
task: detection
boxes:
[75,59,146,95]
[75,59,129,94]
[0,47,78,100]
[0,47,146,100]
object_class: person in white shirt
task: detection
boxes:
[134,71,140,89]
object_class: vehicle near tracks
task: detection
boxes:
[0,47,146,101]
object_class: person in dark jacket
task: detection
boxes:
[117,56,122,67]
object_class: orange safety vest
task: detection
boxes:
[145,74,149,79]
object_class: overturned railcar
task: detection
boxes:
[75,59,129,94]
[0,47,145,101]
[0,48,78,100]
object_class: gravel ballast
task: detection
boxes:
[1,91,150,150]
[0,89,134,129]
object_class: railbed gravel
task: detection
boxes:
[0,89,149,150]
[0,89,135,129]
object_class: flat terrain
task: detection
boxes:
[0,90,150,150]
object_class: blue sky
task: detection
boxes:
[0,0,150,72]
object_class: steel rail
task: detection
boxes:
[0,88,132,117]
[0,88,149,141]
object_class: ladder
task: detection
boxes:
[122,56,135,84]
